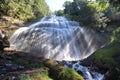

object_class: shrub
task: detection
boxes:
[110,27,120,42]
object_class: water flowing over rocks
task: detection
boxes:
[9,15,107,61]
[58,61,104,80]
[8,15,109,80]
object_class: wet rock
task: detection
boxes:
[81,41,120,80]
[104,69,120,80]
[0,53,25,76]
[0,70,6,75]
[113,54,120,64]
[0,29,10,51]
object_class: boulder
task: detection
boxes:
[0,29,10,52]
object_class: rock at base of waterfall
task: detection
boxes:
[0,29,10,51]
[81,41,120,80]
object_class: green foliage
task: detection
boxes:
[32,0,51,18]
[13,55,84,80]
[107,5,120,21]
[12,55,53,80]
[14,57,29,65]
[0,0,51,21]
[88,1,109,12]
[19,72,53,80]
[55,10,65,16]
[19,66,52,80]
[109,0,120,6]
[110,27,120,42]
[59,69,84,80]
[63,0,94,26]
[92,12,110,30]
[94,42,120,68]
[69,0,88,15]
[63,0,110,30]
[61,0,120,33]
[12,55,47,69]
[96,0,120,7]
[63,1,72,14]
[93,41,120,80]
[20,75,30,80]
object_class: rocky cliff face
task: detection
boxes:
[0,29,9,51]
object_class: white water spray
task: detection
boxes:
[9,15,105,61]
[60,61,104,80]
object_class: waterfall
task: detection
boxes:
[9,15,106,80]
[9,15,106,61]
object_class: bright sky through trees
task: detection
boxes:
[45,0,73,12]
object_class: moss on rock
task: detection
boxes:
[42,59,84,80]
[9,52,84,80]
[19,72,53,80]
[59,68,84,80]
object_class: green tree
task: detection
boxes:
[32,0,50,18]
[111,27,120,42]
[0,0,51,21]
[63,0,110,31]
[63,1,72,14]
[55,10,65,16]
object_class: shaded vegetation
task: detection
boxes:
[110,27,120,42]
[56,0,120,33]
[6,52,84,80]
[94,42,120,68]
[93,41,120,80]
[81,41,120,80]
[19,73,53,80]
[56,0,110,30]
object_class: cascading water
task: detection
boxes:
[9,15,106,80]
[9,15,105,61]
[58,61,104,80]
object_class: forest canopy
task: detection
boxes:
[0,0,51,21]
[55,0,120,42]
[55,0,120,29]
